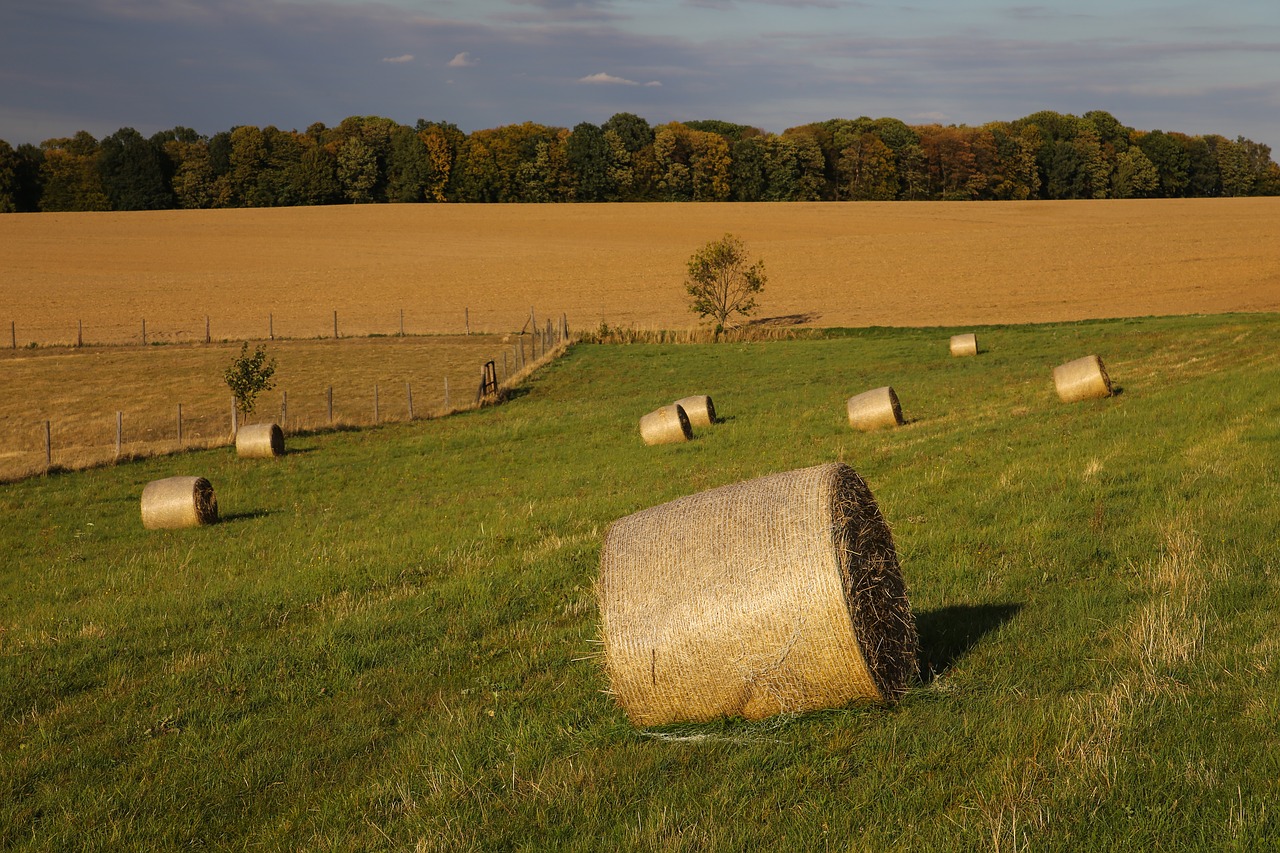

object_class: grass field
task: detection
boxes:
[0,335,538,482]
[3,313,1278,850]
[3,199,1279,344]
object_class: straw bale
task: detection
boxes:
[640,404,693,445]
[598,462,918,725]
[846,386,904,431]
[950,333,978,357]
[141,476,219,530]
[235,422,285,458]
[674,395,717,428]
[1053,355,1113,403]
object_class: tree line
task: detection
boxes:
[1,110,1277,213]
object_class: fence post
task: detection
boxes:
[444,377,450,410]
[10,321,14,349]
[374,384,380,424]
[465,307,470,335]
[406,381,414,420]
[44,420,51,471]
[205,316,211,344]
[141,318,147,345]
[116,411,123,458]
[77,320,83,347]
[281,390,288,427]
[231,398,238,438]
[269,313,274,341]
[399,309,404,337]
[503,351,509,381]
[177,404,184,447]
[333,310,338,340]
[327,386,333,424]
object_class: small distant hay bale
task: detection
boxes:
[1053,355,1113,403]
[235,422,285,458]
[141,476,219,530]
[673,395,716,427]
[640,404,692,445]
[950,333,978,357]
[847,386,904,431]
[598,462,917,725]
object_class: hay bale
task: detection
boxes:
[598,462,918,725]
[640,404,693,445]
[235,422,285,458]
[674,395,717,427]
[1053,355,1113,403]
[140,476,219,530]
[846,386,904,431]
[950,333,978,357]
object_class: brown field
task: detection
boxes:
[0,335,538,481]
[3,198,1279,480]
[2,199,1279,344]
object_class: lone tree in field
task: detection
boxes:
[685,233,767,332]
[224,342,277,417]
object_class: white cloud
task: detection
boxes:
[382,54,414,63]
[448,52,477,68]
[579,72,662,87]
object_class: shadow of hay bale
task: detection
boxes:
[914,603,1022,683]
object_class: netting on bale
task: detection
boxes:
[846,386,904,431]
[1053,355,1113,403]
[598,462,918,726]
[141,476,219,530]
[236,422,285,458]
[640,404,693,445]
[950,333,978,357]
[674,395,717,428]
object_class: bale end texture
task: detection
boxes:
[141,476,219,530]
[1053,355,1113,403]
[674,395,717,428]
[598,462,918,726]
[847,386,904,431]
[640,404,693,445]
[236,422,285,458]
[950,333,978,357]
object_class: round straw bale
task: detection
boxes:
[140,476,219,530]
[640,404,693,445]
[235,422,285,458]
[846,386,904,431]
[1053,355,1113,403]
[598,462,918,725]
[949,333,978,357]
[673,395,717,428]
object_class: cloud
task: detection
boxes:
[382,54,414,64]
[448,52,477,68]
[579,72,661,87]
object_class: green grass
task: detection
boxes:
[3,313,1280,851]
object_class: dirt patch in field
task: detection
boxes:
[2,199,1278,344]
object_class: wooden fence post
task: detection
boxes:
[231,398,238,437]
[281,390,288,427]
[141,318,147,345]
[116,411,123,458]
[269,313,274,341]
[205,315,211,344]
[399,308,404,337]
[406,381,414,420]
[44,420,51,471]
[10,321,14,349]
[77,319,83,347]
[177,404,183,447]
[444,377,450,409]
[333,310,338,339]
[465,307,470,335]
[373,384,380,424]
[327,386,333,424]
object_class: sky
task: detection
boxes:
[2,0,1278,148]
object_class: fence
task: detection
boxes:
[1,311,572,483]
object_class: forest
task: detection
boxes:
[1,109,1277,212]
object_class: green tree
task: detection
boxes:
[1112,147,1159,198]
[39,132,110,211]
[566,122,610,202]
[224,343,277,418]
[685,233,767,331]
[337,136,378,203]
[98,127,174,210]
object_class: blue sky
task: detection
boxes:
[2,0,1277,147]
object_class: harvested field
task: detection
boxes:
[0,335,513,481]
[2,199,1279,344]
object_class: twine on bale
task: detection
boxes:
[950,333,978,357]
[140,476,219,530]
[640,404,693,445]
[1053,355,1113,403]
[674,395,717,428]
[847,386,904,431]
[597,462,918,726]
[235,422,285,458]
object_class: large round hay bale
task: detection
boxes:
[847,386,904,431]
[674,395,717,428]
[598,462,918,725]
[950,333,978,357]
[1053,355,1112,403]
[235,422,285,458]
[640,404,692,445]
[140,476,219,530]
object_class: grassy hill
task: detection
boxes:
[2,313,1278,851]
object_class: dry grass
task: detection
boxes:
[2,199,1279,344]
[0,335,521,481]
